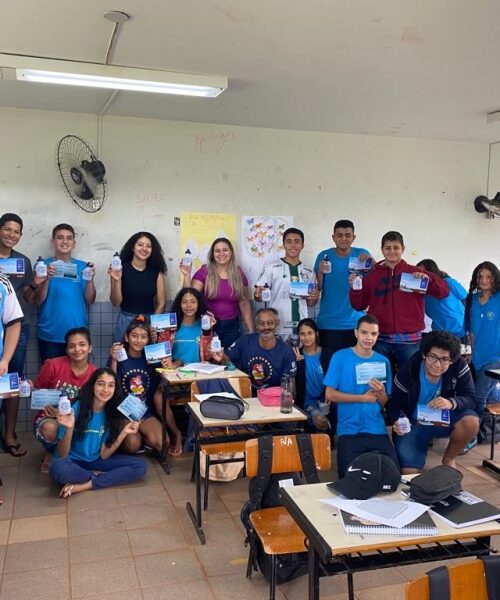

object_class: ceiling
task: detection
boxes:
[2,0,500,142]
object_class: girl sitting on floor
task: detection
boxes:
[49,368,147,498]
[33,327,96,473]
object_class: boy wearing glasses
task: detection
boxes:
[388,331,479,473]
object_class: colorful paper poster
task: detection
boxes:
[181,212,237,272]
[241,216,293,287]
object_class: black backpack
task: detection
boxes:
[240,434,320,585]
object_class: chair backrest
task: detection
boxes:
[405,559,489,600]
[191,376,251,401]
[245,433,331,477]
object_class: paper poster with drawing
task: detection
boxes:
[180,212,237,273]
[241,216,293,287]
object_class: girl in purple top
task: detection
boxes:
[181,238,254,348]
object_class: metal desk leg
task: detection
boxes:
[186,426,206,544]
[482,412,500,476]
[308,545,320,600]
[347,572,354,600]
[156,383,170,474]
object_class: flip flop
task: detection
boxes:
[168,441,183,457]
[40,460,50,474]
[59,484,73,499]
[4,443,27,457]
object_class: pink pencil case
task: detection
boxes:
[257,386,281,406]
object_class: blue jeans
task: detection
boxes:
[474,360,500,417]
[38,339,66,364]
[49,454,147,490]
[214,317,241,349]
[8,322,29,376]
[375,339,420,371]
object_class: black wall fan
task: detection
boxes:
[56,135,107,213]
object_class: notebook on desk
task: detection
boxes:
[430,491,500,528]
[339,509,438,536]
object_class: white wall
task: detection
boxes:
[0,106,495,300]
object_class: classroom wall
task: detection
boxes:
[0,105,496,301]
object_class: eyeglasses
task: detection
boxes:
[425,352,452,365]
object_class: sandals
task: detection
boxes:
[40,460,50,474]
[59,484,74,499]
[3,443,27,457]
[168,438,183,457]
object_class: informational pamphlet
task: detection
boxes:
[30,389,62,409]
[417,405,450,427]
[150,313,177,331]
[0,373,20,398]
[144,341,172,364]
[400,273,429,293]
[117,394,147,421]
[289,281,311,298]
[355,362,387,384]
[348,256,373,272]
[52,260,78,279]
[0,257,25,276]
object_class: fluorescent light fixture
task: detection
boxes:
[0,54,227,98]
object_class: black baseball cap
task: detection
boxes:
[328,453,401,500]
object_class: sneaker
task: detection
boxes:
[459,437,477,455]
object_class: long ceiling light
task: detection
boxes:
[0,54,227,98]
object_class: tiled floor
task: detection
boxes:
[0,435,498,600]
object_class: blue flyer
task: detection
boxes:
[144,341,172,364]
[400,273,429,293]
[117,394,147,421]
[30,389,62,409]
[150,313,177,330]
[355,362,387,384]
[0,372,20,398]
[0,257,25,276]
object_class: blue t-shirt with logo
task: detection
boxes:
[37,257,89,343]
[56,401,108,462]
[470,292,500,371]
[412,363,442,419]
[303,351,324,409]
[314,247,369,329]
[323,347,392,436]
[172,322,202,364]
[424,276,467,337]
[227,333,296,390]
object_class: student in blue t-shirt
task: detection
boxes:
[49,368,147,498]
[314,219,371,371]
[293,319,329,431]
[32,223,96,363]
[417,259,467,337]
[324,314,398,477]
[464,261,500,441]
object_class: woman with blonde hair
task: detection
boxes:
[181,237,254,348]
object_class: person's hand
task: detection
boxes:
[292,346,304,361]
[312,414,330,430]
[56,409,75,429]
[43,404,58,418]
[211,350,224,363]
[254,286,263,301]
[307,287,320,302]
[428,396,453,410]
[107,265,122,281]
[318,259,330,274]
[368,378,386,399]
[348,273,358,288]
[160,356,173,369]
[32,273,47,286]
[47,263,58,277]
[86,263,96,280]
[179,261,192,278]
[0,358,7,377]
[362,391,378,403]
[392,421,407,436]
[412,271,429,281]
[110,342,124,360]
[208,311,217,328]
[122,420,141,435]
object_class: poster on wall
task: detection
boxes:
[241,215,293,287]
[180,212,237,272]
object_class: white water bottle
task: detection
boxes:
[323,254,331,274]
[111,252,122,272]
[211,333,222,352]
[58,391,72,415]
[201,314,211,331]
[262,283,271,302]
[182,249,192,267]
[352,275,363,290]
[35,256,47,278]
[82,262,93,281]
[19,376,31,398]
[115,344,128,362]
[397,411,411,434]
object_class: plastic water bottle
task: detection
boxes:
[280,375,293,414]
[201,314,211,331]
[262,284,271,302]
[397,411,411,434]
[211,333,222,352]
[182,249,192,267]
[35,256,47,278]
[322,254,331,274]
[115,344,128,362]
[352,275,363,290]
[58,391,72,415]
[82,262,93,281]
[19,376,31,398]
[111,252,122,272]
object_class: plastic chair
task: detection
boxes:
[245,433,331,600]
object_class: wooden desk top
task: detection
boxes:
[280,482,500,560]
[159,367,248,385]
[187,397,307,428]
